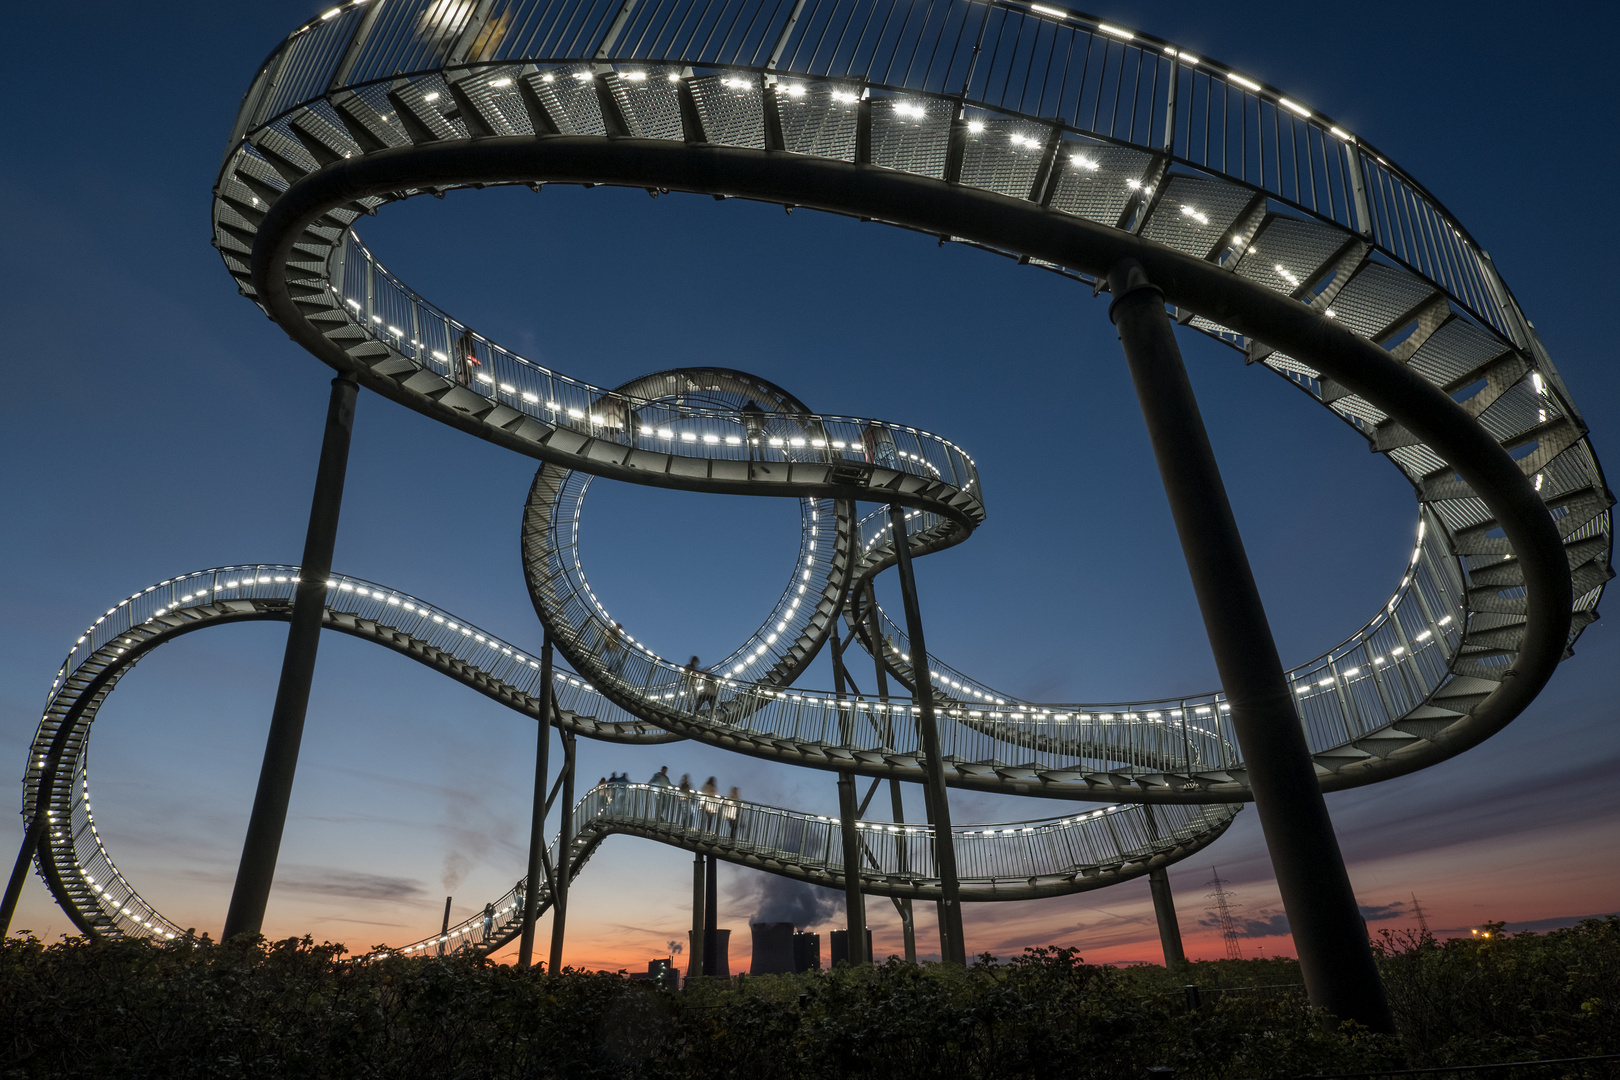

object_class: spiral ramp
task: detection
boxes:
[19,0,1612,945]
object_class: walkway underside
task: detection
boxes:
[19,0,1611,947]
[21,567,1235,940]
[391,780,1233,961]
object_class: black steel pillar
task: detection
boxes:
[1107,257,1392,1032]
[517,637,554,969]
[1148,867,1186,968]
[702,854,719,976]
[548,730,575,973]
[828,632,869,965]
[222,373,358,941]
[864,585,917,963]
[688,851,705,984]
[0,818,45,937]
[836,771,868,964]
[887,504,965,965]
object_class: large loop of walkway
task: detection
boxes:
[19,0,1610,944]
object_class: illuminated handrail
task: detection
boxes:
[23,565,681,940]
[24,571,1234,942]
[226,0,1547,368]
[389,780,1236,956]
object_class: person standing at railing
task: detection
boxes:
[699,776,719,830]
[454,326,481,388]
[596,394,629,440]
[723,786,741,840]
[602,621,625,670]
[684,657,718,712]
[482,903,494,943]
[513,879,524,916]
[740,399,766,460]
[677,774,694,827]
[861,421,898,470]
[649,766,672,821]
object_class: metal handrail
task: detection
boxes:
[224,0,1547,373]
[21,566,1237,940]
[386,780,1235,956]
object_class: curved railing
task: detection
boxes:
[22,565,696,939]
[222,0,1554,373]
[22,0,1611,946]
[209,0,1609,791]
[388,780,1236,958]
[844,507,1468,778]
[21,570,1234,939]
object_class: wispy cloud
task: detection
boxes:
[275,869,426,902]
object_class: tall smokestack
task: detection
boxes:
[750,922,795,975]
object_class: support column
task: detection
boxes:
[1148,867,1186,968]
[518,637,554,969]
[688,851,705,985]
[887,504,965,965]
[1106,258,1392,1032]
[829,632,868,965]
[702,854,719,976]
[865,585,916,963]
[0,817,45,936]
[223,373,358,941]
[836,772,868,964]
[548,729,575,973]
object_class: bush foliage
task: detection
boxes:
[3,918,1617,1078]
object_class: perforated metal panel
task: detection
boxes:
[608,67,684,141]
[290,104,364,159]
[775,83,858,162]
[390,75,469,140]
[1047,142,1151,225]
[1328,263,1439,339]
[1406,317,1510,389]
[450,67,534,136]
[1140,175,1256,260]
[691,74,765,149]
[530,66,607,136]
[959,116,1051,199]
[870,95,951,179]
[1236,215,1351,296]
[346,82,415,145]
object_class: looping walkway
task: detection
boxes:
[17,0,1610,947]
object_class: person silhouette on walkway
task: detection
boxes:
[455,326,481,388]
[724,786,741,839]
[699,776,719,829]
[677,773,694,827]
[684,657,718,712]
[862,421,898,469]
[741,399,767,458]
[650,765,672,820]
[482,902,494,942]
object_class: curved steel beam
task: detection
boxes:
[254,136,1572,786]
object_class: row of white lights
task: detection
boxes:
[383,782,1167,956]
[335,242,979,472]
[1022,3,1357,143]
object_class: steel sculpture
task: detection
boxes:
[10,0,1611,1035]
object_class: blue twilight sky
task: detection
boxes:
[1,1,1616,966]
